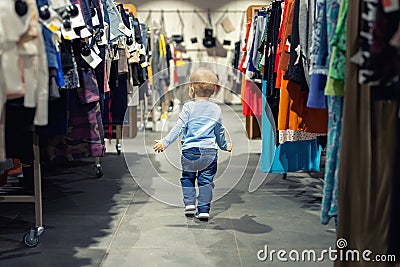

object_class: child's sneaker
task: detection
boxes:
[184,205,196,215]
[195,212,210,221]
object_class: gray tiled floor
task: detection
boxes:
[0,105,335,266]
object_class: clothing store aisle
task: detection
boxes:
[0,105,335,267]
[100,104,336,267]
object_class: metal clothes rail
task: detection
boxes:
[136,9,246,13]
[0,135,44,247]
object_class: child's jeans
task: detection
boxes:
[181,147,218,214]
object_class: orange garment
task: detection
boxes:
[279,0,295,72]
[147,62,153,86]
[276,0,327,134]
[278,73,327,133]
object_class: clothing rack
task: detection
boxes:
[244,5,267,140]
[0,1,142,248]
[136,9,246,14]
[0,134,44,247]
[99,3,139,158]
[184,48,235,51]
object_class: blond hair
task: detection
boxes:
[189,67,219,97]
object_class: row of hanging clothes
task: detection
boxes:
[239,0,328,177]
[0,0,149,187]
[150,12,175,117]
[239,0,400,264]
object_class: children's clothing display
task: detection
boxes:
[239,1,328,175]
[237,1,400,263]
[0,0,149,167]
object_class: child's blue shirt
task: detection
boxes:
[161,100,228,151]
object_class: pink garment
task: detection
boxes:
[242,81,262,117]
[104,64,110,92]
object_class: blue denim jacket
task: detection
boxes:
[101,0,110,37]
[36,0,58,69]
[104,0,123,41]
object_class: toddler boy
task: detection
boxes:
[153,67,232,221]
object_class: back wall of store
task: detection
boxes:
[126,0,269,65]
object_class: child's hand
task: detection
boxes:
[227,143,232,152]
[153,140,165,153]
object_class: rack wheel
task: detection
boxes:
[23,231,39,247]
[116,144,122,155]
[95,164,103,178]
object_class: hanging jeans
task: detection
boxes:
[104,0,123,41]
[180,148,218,213]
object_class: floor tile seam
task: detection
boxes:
[41,210,131,216]
[106,245,240,250]
[99,247,246,251]
[248,189,322,192]
[99,188,138,266]
[42,190,135,205]
[228,208,244,267]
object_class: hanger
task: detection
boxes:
[145,10,152,25]
[176,10,185,34]
[194,9,209,26]
[214,9,228,26]
[159,9,167,34]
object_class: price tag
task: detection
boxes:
[99,32,108,45]
[118,36,126,49]
[54,31,62,43]
[92,9,100,27]
[82,50,102,69]
[98,23,109,45]
[80,28,92,38]
[382,0,400,13]
[118,23,132,37]
[139,44,146,55]
[41,8,62,33]
[113,50,120,60]
[48,0,70,10]
[285,38,291,52]
[260,53,266,66]
[70,4,86,28]
[61,26,80,40]
[93,44,100,54]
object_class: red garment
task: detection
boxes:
[238,20,253,73]
[8,159,22,175]
[275,0,288,89]
[242,81,263,117]
[173,50,179,84]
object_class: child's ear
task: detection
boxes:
[189,86,195,98]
